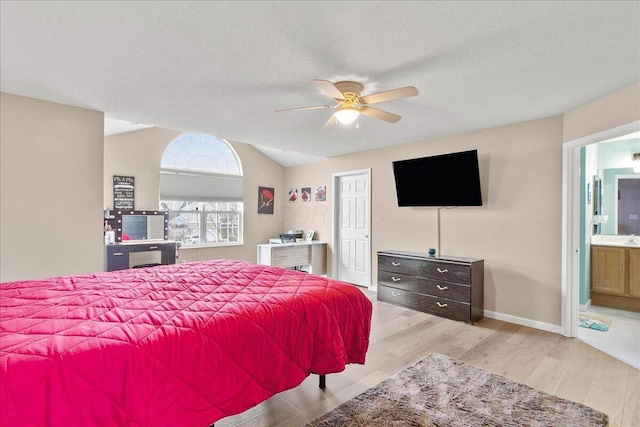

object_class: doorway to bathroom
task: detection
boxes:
[566,124,640,369]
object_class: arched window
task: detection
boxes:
[159,133,243,246]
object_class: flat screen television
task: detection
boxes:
[392,149,482,207]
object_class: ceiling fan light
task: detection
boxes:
[335,107,360,124]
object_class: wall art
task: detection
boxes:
[315,186,326,201]
[258,186,274,214]
[301,187,311,202]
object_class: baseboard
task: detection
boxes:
[580,299,592,311]
[483,310,562,335]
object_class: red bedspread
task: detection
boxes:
[0,260,372,427]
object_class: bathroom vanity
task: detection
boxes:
[590,236,640,312]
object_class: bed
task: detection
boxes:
[0,259,373,427]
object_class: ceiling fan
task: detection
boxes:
[276,80,419,130]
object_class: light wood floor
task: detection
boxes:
[217,289,640,427]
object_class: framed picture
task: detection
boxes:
[258,186,274,214]
[315,186,326,201]
[288,188,298,202]
[301,187,311,202]
[306,230,315,241]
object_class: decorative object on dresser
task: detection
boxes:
[304,353,608,427]
[377,250,484,324]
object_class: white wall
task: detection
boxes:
[0,93,104,281]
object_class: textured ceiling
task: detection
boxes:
[1,1,639,165]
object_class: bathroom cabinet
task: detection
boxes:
[591,245,640,311]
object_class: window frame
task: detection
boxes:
[160,133,244,248]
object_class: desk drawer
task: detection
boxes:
[418,294,470,323]
[378,285,417,309]
[104,246,129,271]
[271,245,311,267]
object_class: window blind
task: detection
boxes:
[159,169,243,202]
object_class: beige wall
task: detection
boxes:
[104,129,285,263]
[0,93,104,281]
[563,82,640,142]
[104,127,183,209]
[285,116,565,326]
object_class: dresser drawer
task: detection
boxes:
[379,255,471,285]
[378,285,417,309]
[420,261,471,284]
[378,255,425,276]
[418,293,470,323]
[421,280,470,303]
[378,270,422,292]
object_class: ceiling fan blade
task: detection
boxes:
[360,86,418,105]
[314,79,346,101]
[275,105,331,113]
[359,106,402,123]
[321,115,337,130]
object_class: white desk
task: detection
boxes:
[257,241,327,275]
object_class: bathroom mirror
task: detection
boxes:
[598,171,639,235]
[584,134,640,236]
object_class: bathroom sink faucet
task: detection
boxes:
[628,234,638,245]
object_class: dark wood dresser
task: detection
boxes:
[377,250,484,324]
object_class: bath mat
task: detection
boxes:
[579,313,611,332]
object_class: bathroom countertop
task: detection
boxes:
[591,235,640,248]
[591,241,640,248]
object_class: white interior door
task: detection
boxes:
[333,169,371,287]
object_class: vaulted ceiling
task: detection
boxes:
[1,1,639,165]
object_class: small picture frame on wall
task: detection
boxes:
[288,188,298,202]
[315,186,326,201]
[306,230,315,241]
[258,186,274,214]
[301,187,311,202]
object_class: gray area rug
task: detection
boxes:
[306,353,608,426]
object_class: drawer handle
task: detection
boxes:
[437,285,448,290]
[391,277,401,282]
[436,302,448,308]
[392,292,400,297]
[113,252,124,256]
[437,268,448,273]
[392,262,401,266]
[149,246,158,249]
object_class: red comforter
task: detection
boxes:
[0,260,372,426]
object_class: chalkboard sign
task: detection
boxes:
[113,175,135,210]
